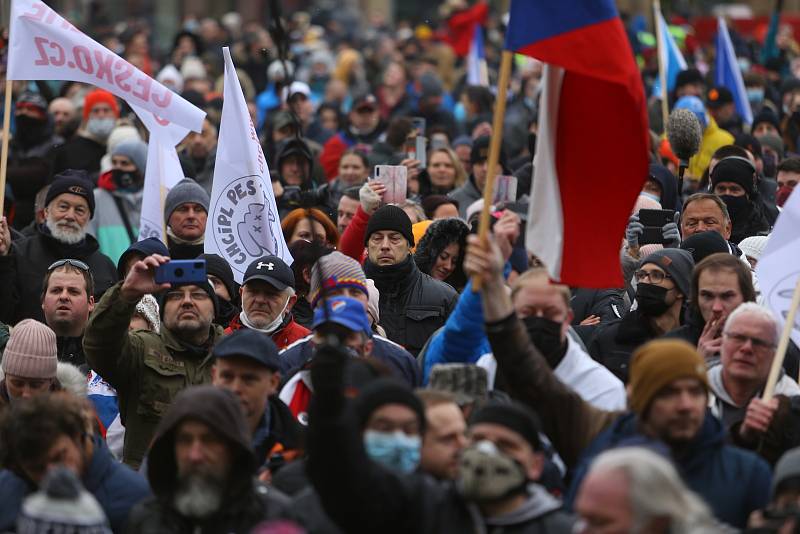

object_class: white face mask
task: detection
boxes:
[86,117,115,140]
[239,294,291,334]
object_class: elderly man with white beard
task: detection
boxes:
[0,170,118,324]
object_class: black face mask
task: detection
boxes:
[112,169,142,191]
[720,194,750,222]
[522,316,564,363]
[635,283,672,316]
[215,298,239,326]
[15,115,47,145]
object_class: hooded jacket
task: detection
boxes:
[88,172,144,264]
[648,164,680,212]
[413,218,469,292]
[126,386,289,533]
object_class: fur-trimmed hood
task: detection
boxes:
[413,217,469,291]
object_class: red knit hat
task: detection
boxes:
[82,89,119,121]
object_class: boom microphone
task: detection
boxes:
[666,108,702,197]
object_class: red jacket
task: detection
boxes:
[225,314,310,350]
[338,205,370,263]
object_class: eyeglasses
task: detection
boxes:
[724,332,776,351]
[164,290,211,302]
[634,269,672,284]
[48,259,90,272]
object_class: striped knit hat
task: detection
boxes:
[309,251,368,307]
[2,319,57,379]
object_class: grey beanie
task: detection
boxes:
[164,178,210,223]
[774,447,800,494]
[639,248,695,298]
[112,139,148,173]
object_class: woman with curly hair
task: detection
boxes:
[413,217,469,291]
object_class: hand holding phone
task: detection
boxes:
[155,259,208,285]
[373,165,408,205]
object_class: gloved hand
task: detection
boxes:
[625,214,644,250]
[359,181,383,215]
[662,212,681,248]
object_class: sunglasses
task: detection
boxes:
[48,258,90,272]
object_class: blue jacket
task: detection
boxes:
[422,280,490,383]
[0,436,151,532]
[567,411,771,529]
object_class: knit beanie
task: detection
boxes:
[112,139,148,173]
[309,251,368,307]
[17,468,111,533]
[738,236,769,261]
[753,108,781,135]
[428,363,489,405]
[710,157,756,196]
[135,295,161,333]
[470,400,541,451]
[46,170,96,218]
[2,319,57,379]
[117,237,170,278]
[82,89,119,121]
[773,447,800,494]
[680,230,729,264]
[629,339,709,417]
[164,178,210,224]
[365,205,414,247]
[199,253,237,301]
[638,249,695,298]
[354,378,426,434]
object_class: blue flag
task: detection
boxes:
[652,10,687,98]
[715,17,753,125]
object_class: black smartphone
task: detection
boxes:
[155,259,207,285]
[638,208,675,246]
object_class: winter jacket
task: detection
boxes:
[83,282,224,468]
[338,205,370,263]
[569,287,626,326]
[57,335,88,368]
[364,256,458,357]
[448,175,482,219]
[688,117,735,180]
[225,312,311,350]
[253,396,304,472]
[587,309,663,382]
[413,218,469,292]
[728,196,771,245]
[306,341,575,534]
[0,435,150,533]
[126,387,290,533]
[51,134,106,180]
[88,173,143,264]
[0,226,118,324]
[7,131,59,230]
[484,312,771,529]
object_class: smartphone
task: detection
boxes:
[493,175,518,206]
[373,165,408,205]
[411,117,426,136]
[155,259,208,285]
[404,136,417,161]
[416,136,427,169]
[638,208,675,245]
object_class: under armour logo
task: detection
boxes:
[257,262,274,270]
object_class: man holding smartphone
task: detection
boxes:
[83,253,224,469]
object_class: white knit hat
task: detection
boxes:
[135,294,161,333]
[738,235,769,261]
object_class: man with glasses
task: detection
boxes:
[589,249,694,382]
[0,170,117,324]
[83,252,223,468]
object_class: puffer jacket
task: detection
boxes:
[364,256,458,357]
[413,218,469,292]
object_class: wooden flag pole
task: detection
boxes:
[654,0,669,133]
[763,276,800,401]
[0,79,12,215]
[473,49,513,291]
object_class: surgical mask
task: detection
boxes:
[635,283,672,316]
[457,440,528,502]
[747,87,764,105]
[86,117,115,140]
[640,191,660,203]
[720,194,750,222]
[112,169,142,191]
[363,430,421,474]
[522,316,564,360]
[239,295,290,334]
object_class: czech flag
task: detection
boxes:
[467,24,489,87]
[513,0,649,288]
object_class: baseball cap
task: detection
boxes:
[352,94,378,111]
[313,296,372,337]
[213,329,281,371]
[242,255,295,290]
[706,86,734,109]
[281,81,311,102]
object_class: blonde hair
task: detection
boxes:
[510,268,571,308]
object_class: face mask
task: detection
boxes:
[15,115,47,145]
[640,191,660,203]
[762,153,777,178]
[522,316,564,360]
[454,102,466,123]
[457,440,528,502]
[363,430,421,474]
[777,185,794,207]
[112,169,142,191]
[239,294,290,334]
[86,117,115,140]
[720,194,750,222]
[635,283,672,316]
[747,87,764,105]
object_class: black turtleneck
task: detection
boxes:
[363,255,417,295]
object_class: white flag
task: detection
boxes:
[8,0,204,132]
[131,104,190,243]
[756,189,800,347]
[204,47,291,283]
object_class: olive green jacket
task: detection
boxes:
[83,282,224,468]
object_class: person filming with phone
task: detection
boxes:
[83,253,224,469]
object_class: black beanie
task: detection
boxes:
[680,230,730,264]
[354,378,426,434]
[365,205,415,247]
[710,156,756,196]
[199,253,236,301]
[45,170,96,218]
[117,237,170,277]
[470,400,542,451]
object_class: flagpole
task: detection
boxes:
[763,276,800,401]
[473,50,513,290]
[654,0,669,133]
[0,80,12,215]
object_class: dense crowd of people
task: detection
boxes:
[1,1,800,532]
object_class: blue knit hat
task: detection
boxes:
[112,139,148,172]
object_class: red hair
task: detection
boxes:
[281,208,339,247]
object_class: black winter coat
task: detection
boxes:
[364,256,458,357]
[587,310,658,383]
